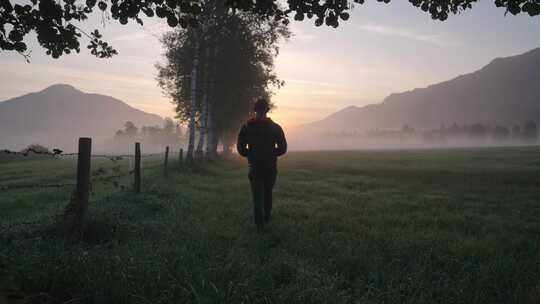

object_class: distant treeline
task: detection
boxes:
[325,121,539,143]
[114,118,184,149]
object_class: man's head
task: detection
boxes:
[254,98,270,116]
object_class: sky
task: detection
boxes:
[1,1,539,130]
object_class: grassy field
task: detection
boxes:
[1,147,540,303]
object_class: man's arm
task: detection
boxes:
[275,125,287,157]
[236,125,249,157]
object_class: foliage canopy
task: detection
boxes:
[1,0,539,59]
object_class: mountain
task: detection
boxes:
[0,84,164,151]
[296,48,540,137]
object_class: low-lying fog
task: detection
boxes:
[287,134,539,151]
[3,131,538,157]
[287,120,540,151]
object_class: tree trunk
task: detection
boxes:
[211,127,219,155]
[205,102,214,158]
[196,46,210,159]
[187,34,199,163]
[206,43,218,159]
[196,104,207,159]
[222,131,234,155]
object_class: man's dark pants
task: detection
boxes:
[248,166,277,231]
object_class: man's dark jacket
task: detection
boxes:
[237,117,287,172]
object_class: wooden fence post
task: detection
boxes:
[75,137,92,226]
[164,146,169,176]
[134,142,141,193]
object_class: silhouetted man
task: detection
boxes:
[237,98,287,232]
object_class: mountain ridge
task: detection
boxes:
[296,47,540,135]
[0,84,164,151]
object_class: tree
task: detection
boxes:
[163,118,175,133]
[511,124,522,139]
[448,123,462,136]
[175,123,183,138]
[523,120,538,141]
[401,124,415,134]
[493,125,510,141]
[156,2,289,158]
[21,144,50,154]
[187,30,200,162]
[468,123,487,138]
[2,1,538,59]
[209,12,288,153]
[195,46,211,159]
[156,22,205,161]
[123,121,138,136]
[205,45,218,158]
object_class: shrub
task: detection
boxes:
[21,144,50,155]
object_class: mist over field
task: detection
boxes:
[288,133,539,151]
[3,48,540,154]
[287,48,540,151]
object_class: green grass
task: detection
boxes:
[1,147,540,303]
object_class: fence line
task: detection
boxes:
[1,139,190,238]
[0,141,178,192]
[0,183,76,191]
[1,148,77,157]
[1,149,166,160]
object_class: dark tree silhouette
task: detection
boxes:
[523,120,538,140]
[493,125,510,141]
[157,3,288,159]
[468,123,488,138]
[401,124,415,134]
[123,121,138,136]
[21,144,50,154]
[512,124,522,138]
[1,0,539,59]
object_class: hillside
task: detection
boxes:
[296,48,540,135]
[0,84,164,151]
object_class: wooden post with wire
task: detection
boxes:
[134,142,141,193]
[164,146,169,176]
[74,137,92,229]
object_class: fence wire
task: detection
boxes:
[1,146,172,192]
[0,183,76,191]
[1,148,164,159]
[1,148,77,157]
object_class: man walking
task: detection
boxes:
[237,98,287,232]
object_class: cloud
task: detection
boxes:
[355,23,458,47]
